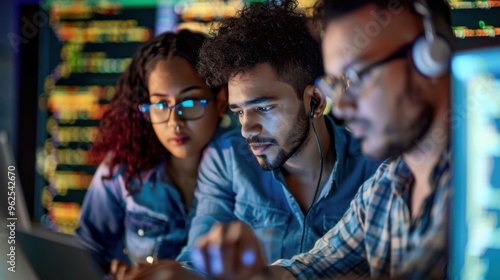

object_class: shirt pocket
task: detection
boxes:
[234,202,290,263]
[124,211,185,265]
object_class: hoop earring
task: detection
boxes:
[219,114,232,129]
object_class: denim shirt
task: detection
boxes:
[75,157,189,269]
[177,115,381,270]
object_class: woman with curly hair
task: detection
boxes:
[74,29,228,277]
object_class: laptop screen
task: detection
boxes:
[451,47,500,279]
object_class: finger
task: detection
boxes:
[237,246,260,279]
[207,224,226,275]
[197,223,227,276]
[228,222,257,267]
[232,225,259,278]
[219,222,245,278]
[133,260,185,280]
[241,248,257,267]
[207,244,223,276]
[115,262,129,280]
[132,261,165,280]
[191,247,206,273]
[195,235,212,276]
[110,259,119,275]
[110,260,128,280]
[125,264,144,280]
[195,229,212,275]
[232,222,267,279]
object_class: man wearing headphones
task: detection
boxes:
[188,0,455,279]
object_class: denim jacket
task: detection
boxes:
[177,115,381,270]
[75,157,190,269]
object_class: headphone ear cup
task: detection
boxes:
[412,35,451,78]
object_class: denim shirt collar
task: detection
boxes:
[125,159,168,190]
[133,127,230,187]
[387,143,451,196]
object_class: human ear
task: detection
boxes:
[304,84,327,118]
[214,86,228,117]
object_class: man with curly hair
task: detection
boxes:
[131,0,379,279]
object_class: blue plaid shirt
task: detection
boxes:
[274,147,451,279]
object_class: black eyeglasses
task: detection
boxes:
[139,92,217,124]
[315,41,414,100]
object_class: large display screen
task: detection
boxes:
[35,1,156,234]
[451,46,500,279]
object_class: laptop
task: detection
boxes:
[16,226,106,280]
[451,47,500,279]
[0,130,106,280]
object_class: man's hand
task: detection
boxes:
[192,221,268,280]
[131,260,204,280]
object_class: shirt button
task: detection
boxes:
[138,229,144,236]
[149,182,154,188]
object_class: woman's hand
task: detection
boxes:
[110,259,148,280]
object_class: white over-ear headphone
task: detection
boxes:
[411,0,451,78]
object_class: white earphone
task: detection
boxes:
[411,0,451,78]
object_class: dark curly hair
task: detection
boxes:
[198,0,323,98]
[90,29,207,192]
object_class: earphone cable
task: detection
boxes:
[299,119,323,252]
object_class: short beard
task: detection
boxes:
[383,61,435,160]
[255,104,310,170]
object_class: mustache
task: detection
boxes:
[245,136,278,145]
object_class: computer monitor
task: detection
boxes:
[451,46,500,279]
